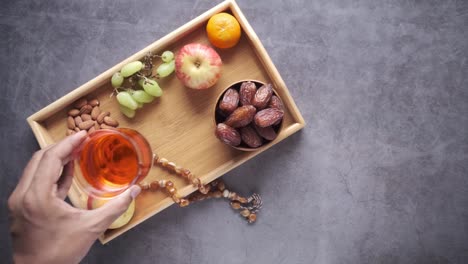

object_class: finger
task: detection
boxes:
[9,145,55,208]
[31,131,87,194]
[56,161,75,200]
[84,185,141,231]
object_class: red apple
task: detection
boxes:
[175,43,222,89]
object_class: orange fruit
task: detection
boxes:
[206,13,241,49]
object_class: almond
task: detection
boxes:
[67,116,75,129]
[79,104,92,115]
[73,98,88,109]
[66,129,75,136]
[68,109,80,117]
[89,99,100,107]
[97,111,110,124]
[78,120,94,130]
[74,116,83,126]
[81,114,92,121]
[104,116,119,127]
[91,106,101,120]
[100,124,115,129]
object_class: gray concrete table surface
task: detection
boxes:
[1,0,467,263]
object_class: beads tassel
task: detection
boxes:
[138,154,262,224]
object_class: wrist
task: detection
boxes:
[13,253,48,264]
[13,253,29,264]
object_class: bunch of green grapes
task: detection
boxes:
[111,50,175,118]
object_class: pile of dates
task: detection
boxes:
[215,81,284,148]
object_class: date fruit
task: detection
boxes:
[215,82,284,148]
[254,108,284,127]
[252,83,273,110]
[219,88,239,114]
[215,123,241,146]
[239,81,256,106]
[240,126,262,148]
[225,105,256,128]
[268,95,284,111]
[254,124,277,141]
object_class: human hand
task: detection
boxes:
[8,131,141,264]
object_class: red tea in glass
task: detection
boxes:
[75,128,152,198]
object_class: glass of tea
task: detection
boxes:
[74,128,153,199]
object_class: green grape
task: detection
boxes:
[141,78,162,97]
[156,60,175,78]
[121,61,143,77]
[132,90,154,103]
[111,72,124,88]
[161,50,174,63]
[116,91,138,110]
[137,78,145,88]
[120,105,136,118]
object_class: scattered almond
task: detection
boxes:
[81,114,92,121]
[79,104,93,115]
[67,116,75,129]
[97,111,110,124]
[66,129,75,136]
[100,124,115,129]
[66,98,118,135]
[74,116,83,126]
[104,116,119,127]
[78,120,95,130]
[91,106,101,120]
[73,98,88,109]
[68,109,80,117]
[89,99,100,107]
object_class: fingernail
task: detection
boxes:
[130,185,141,199]
[73,130,87,139]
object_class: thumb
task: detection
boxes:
[87,185,141,231]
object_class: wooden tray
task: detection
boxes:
[27,0,305,244]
